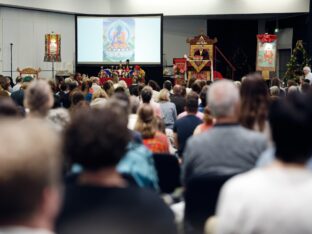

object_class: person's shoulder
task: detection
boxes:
[222,169,265,194]
[237,126,267,141]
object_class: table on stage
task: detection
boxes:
[99,77,133,87]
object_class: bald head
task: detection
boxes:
[208,80,240,119]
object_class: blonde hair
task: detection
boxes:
[92,89,108,100]
[158,88,170,102]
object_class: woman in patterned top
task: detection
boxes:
[135,104,169,153]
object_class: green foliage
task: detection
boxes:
[284,40,311,81]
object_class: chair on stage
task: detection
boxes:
[17,67,41,79]
[186,34,217,81]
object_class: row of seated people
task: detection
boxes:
[0,72,312,234]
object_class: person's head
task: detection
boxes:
[301,83,311,94]
[173,85,183,96]
[287,79,297,88]
[141,86,153,104]
[163,80,172,91]
[111,92,131,116]
[59,82,67,92]
[185,92,199,114]
[240,73,270,131]
[288,85,299,95]
[114,86,126,94]
[92,88,108,100]
[24,80,54,117]
[271,77,281,87]
[47,108,70,133]
[103,80,115,97]
[187,77,197,88]
[269,94,312,164]
[0,76,10,91]
[270,86,280,97]
[0,119,62,229]
[148,80,160,91]
[208,80,240,121]
[74,73,82,81]
[158,88,170,102]
[68,81,78,92]
[303,66,311,75]
[199,85,209,107]
[15,76,23,84]
[64,107,130,170]
[191,82,201,94]
[91,77,100,85]
[0,98,21,118]
[135,104,157,139]
[70,91,85,106]
[202,106,213,125]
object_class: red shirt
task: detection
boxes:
[143,131,169,153]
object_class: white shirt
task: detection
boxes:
[0,227,54,234]
[216,167,312,234]
[305,72,312,85]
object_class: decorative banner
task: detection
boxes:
[188,60,210,73]
[256,34,277,71]
[44,34,61,62]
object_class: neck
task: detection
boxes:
[0,215,53,232]
[79,167,127,188]
[270,159,306,169]
[215,116,238,125]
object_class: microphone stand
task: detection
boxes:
[10,43,13,79]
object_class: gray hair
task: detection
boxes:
[303,66,311,72]
[207,80,240,118]
[270,86,280,96]
[24,80,54,117]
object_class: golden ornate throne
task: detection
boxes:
[17,67,41,79]
[186,35,217,81]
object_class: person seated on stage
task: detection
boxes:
[135,104,170,154]
[194,45,210,60]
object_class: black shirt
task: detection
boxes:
[170,95,186,115]
[56,184,177,234]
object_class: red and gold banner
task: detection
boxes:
[44,34,61,62]
[256,34,277,72]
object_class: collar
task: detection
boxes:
[0,227,54,234]
[214,123,240,127]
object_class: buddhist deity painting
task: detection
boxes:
[103,18,135,62]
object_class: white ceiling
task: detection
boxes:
[0,0,309,15]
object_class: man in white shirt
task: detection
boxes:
[216,93,312,234]
[91,77,101,93]
[303,66,312,85]
[0,120,62,234]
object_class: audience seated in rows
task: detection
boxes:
[57,107,177,234]
[215,93,312,234]
[182,80,267,184]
